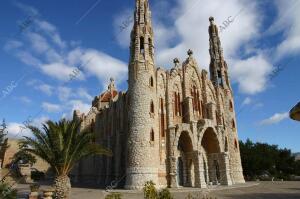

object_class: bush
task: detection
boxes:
[105,192,122,199]
[158,188,173,199]
[143,181,158,199]
[0,182,17,199]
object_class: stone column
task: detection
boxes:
[167,126,178,188]
[184,96,194,122]
[194,152,207,188]
[219,152,233,185]
[206,102,216,122]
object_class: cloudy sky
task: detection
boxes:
[0,0,299,151]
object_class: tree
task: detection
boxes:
[240,139,299,180]
[20,118,112,199]
[0,119,9,168]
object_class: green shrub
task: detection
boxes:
[105,192,122,199]
[143,181,158,199]
[158,188,173,199]
[0,182,17,199]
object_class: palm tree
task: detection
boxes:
[21,118,112,199]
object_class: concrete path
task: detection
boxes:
[16,181,300,199]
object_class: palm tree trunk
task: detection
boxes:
[54,174,71,199]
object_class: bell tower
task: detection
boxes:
[126,0,159,189]
[208,17,231,90]
[208,17,245,184]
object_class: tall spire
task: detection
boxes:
[129,0,154,64]
[208,17,230,88]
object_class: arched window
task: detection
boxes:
[229,100,233,112]
[232,119,236,129]
[160,98,165,138]
[174,92,182,116]
[234,139,238,150]
[150,100,154,113]
[149,76,154,87]
[150,129,155,142]
[140,36,145,54]
[201,101,205,118]
[225,137,228,152]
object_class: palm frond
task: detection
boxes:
[20,118,111,176]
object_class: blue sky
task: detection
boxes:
[0,0,299,152]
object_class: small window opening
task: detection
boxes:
[150,76,154,87]
[232,119,236,129]
[217,70,223,86]
[234,139,238,150]
[140,37,145,54]
[150,100,154,113]
[150,129,155,142]
[229,100,233,112]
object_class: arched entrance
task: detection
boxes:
[201,127,221,185]
[176,131,194,187]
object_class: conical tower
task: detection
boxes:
[125,0,159,189]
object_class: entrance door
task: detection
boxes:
[177,157,184,186]
[214,160,220,182]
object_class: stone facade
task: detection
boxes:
[72,0,245,189]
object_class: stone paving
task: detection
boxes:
[16,181,300,199]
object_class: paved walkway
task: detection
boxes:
[210,181,300,199]
[16,181,300,199]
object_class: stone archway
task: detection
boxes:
[176,131,195,187]
[201,127,222,185]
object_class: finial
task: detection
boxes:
[187,49,193,57]
[108,77,115,90]
[173,58,180,67]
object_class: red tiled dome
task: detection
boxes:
[100,90,118,102]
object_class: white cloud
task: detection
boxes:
[34,83,53,96]
[68,100,91,115]
[7,122,32,138]
[19,96,32,104]
[16,51,41,66]
[58,86,72,101]
[260,112,289,126]
[230,55,273,94]
[5,3,127,90]
[26,32,49,53]
[267,0,300,61]
[4,40,23,51]
[40,62,85,82]
[242,97,252,106]
[42,102,61,113]
[77,88,93,101]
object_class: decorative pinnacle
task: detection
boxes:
[108,77,115,90]
[173,58,180,67]
[173,58,179,64]
[187,49,193,57]
[209,16,214,23]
